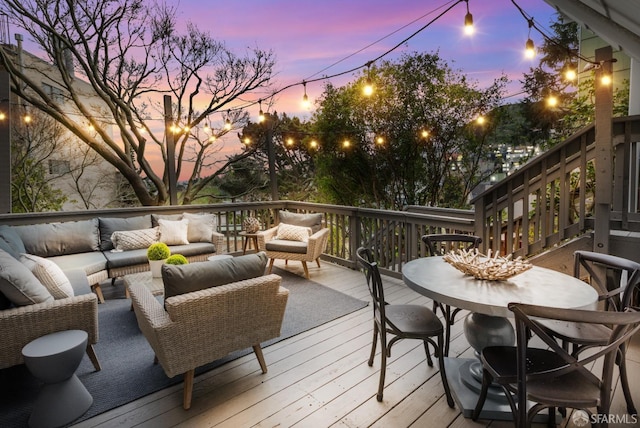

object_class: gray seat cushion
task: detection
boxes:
[162,252,268,300]
[98,215,152,251]
[12,219,100,257]
[166,243,216,257]
[0,225,26,259]
[265,239,308,254]
[48,252,108,276]
[103,248,149,269]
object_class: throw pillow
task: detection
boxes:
[0,249,53,306]
[20,254,74,299]
[278,210,323,234]
[158,219,190,245]
[111,227,159,251]
[13,219,100,257]
[276,223,312,242]
[162,252,268,300]
[182,212,216,243]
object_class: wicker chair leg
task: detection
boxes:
[92,284,105,304]
[253,344,268,373]
[86,344,101,371]
[183,369,195,410]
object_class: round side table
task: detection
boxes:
[22,330,93,428]
[238,231,261,254]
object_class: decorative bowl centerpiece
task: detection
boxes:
[443,248,532,281]
[242,216,261,233]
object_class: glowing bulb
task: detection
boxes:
[224,118,231,131]
[601,74,612,86]
[310,140,318,149]
[0,112,5,120]
[23,115,32,124]
[565,69,577,81]
[243,137,251,145]
[363,78,374,96]
[464,12,474,35]
[547,95,558,107]
[525,39,535,59]
[183,126,190,133]
[302,93,310,109]
[476,116,485,125]
[258,110,265,123]
[342,139,350,148]
[208,135,216,142]
[203,122,210,132]
[421,130,429,138]
[286,137,294,147]
[376,136,384,145]
[88,124,95,132]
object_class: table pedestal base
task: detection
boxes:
[444,357,561,423]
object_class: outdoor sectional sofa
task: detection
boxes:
[0,212,225,303]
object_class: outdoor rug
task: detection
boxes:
[0,268,368,427]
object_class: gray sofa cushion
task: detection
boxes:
[0,225,25,259]
[265,239,308,254]
[0,249,53,306]
[13,219,100,257]
[99,215,152,251]
[48,252,108,276]
[62,268,93,295]
[279,211,323,234]
[162,252,267,300]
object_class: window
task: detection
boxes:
[42,83,65,104]
[48,159,70,175]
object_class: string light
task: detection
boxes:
[524,19,536,59]
[600,74,612,86]
[376,136,385,145]
[258,100,265,123]
[0,112,5,120]
[208,135,216,142]
[421,129,430,138]
[243,137,251,145]
[302,81,310,109]
[23,114,32,124]
[463,0,474,36]
[363,63,374,97]
[546,95,558,107]
[564,67,577,81]
[310,140,318,149]
[476,115,485,125]
[342,139,351,149]
[224,113,232,131]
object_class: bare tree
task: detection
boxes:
[0,0,275,206]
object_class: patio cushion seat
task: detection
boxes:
[265,240,308,254]
[48,252,108,277]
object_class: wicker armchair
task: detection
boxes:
[257,227,329,279]
[0,292,100,371]
[128,273,289,410]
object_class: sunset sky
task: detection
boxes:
[175,0,558,119]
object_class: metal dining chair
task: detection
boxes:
[539,250,640,415]
[421,233,482,356]
[472,302,640,427]
[356,247,454,407]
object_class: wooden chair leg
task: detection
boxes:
[316,258,321,268]
[301,261,309,279]
[92,284,105,304]
[253,344,268,373]
[267,258,275,274]
[86,344,101,371]
[183,369,195,410]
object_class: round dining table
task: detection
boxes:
[402,256,599,420]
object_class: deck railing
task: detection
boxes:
[0,202,474,279]
[471,115,640,259]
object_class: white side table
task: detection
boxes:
[22,330,93,428]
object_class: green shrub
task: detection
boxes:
[165,254,188,265]
[147,242,170,260]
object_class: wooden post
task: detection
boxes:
[265,113,278,201]
[0,70,10,213]
[163,95,177,205]
[593,46,613,254]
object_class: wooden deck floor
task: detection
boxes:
[73,260,640,428]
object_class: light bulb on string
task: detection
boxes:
[421,129,430,138]
[208,135,216,142]
[463,0,474,36]
[342,139,351,149]
[203,122,210,132]
[302,81,311,109]
[524,19,536,59]
[476,115,486,125]
[286,137,294,147]
[0,112,5,120]
[547,95,559,108]
[310,140,318,149]
[23,114,32,124]
[363,63,374,97]
[564,68,577,81]
[258,100,265,123]
[224,112,232,131]
[601,74,612,86]
[376,136,385,145]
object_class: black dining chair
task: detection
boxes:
[539,250,640,415]
[421,233,482,356]
[472,302,640,427]
[356,247,454,407]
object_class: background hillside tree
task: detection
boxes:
[0,0,275,206]
[310,52,507,209]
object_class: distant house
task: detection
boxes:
[1,37,123,211]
